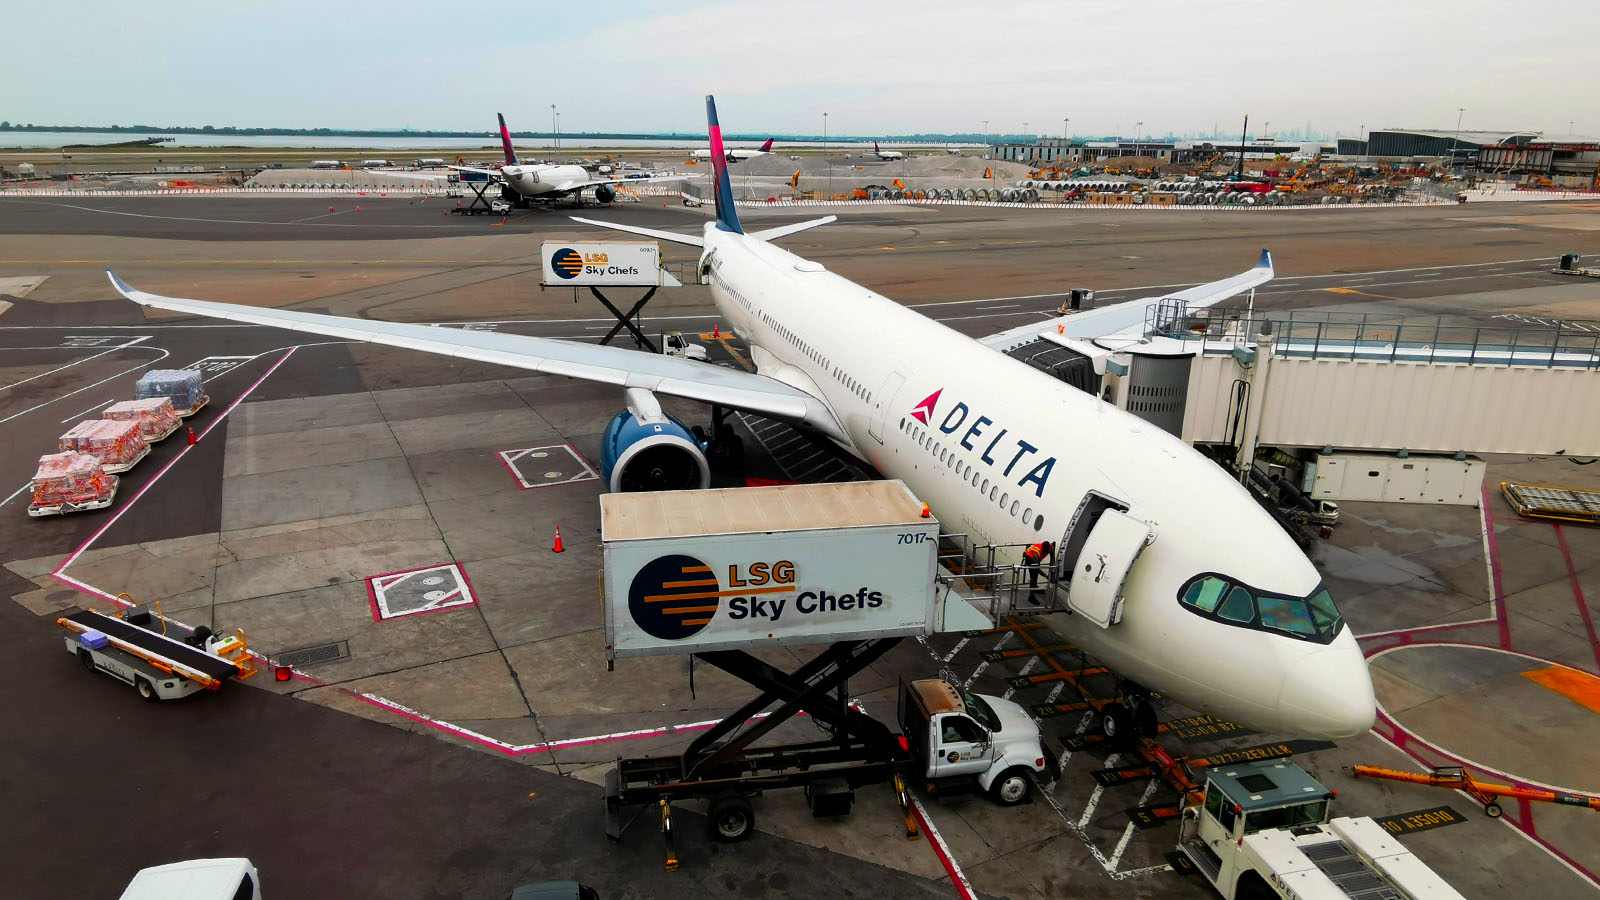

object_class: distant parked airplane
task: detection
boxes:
[693,138,773,162]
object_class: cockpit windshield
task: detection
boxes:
[1177,574,1343,644]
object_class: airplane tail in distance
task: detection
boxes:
[497,113,518,166]
[705,95,744,234]
[759,138,773,152]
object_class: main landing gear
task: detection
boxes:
[1097,681,1159,747]
[693,406,745,469]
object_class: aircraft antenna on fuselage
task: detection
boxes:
[497,112,518,167]
[705,95,744,234]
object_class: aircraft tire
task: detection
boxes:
[1133,701,1158,739]
[1099,702,1133,745]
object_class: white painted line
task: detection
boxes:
[976,304,1019,310]
[0,481,31,508]
[906,797,977,900]
[0,347,169,426]
[0,335,150,393]
[1001,656,1039,701]
[59,398,114,423]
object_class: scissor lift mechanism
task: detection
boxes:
[604,639,919,867]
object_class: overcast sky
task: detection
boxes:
[7,0,1596,138]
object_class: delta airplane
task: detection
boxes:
[453,113,664,206]
[873,141,905,160]
[693,138,773,162]
[106,95,1376,742]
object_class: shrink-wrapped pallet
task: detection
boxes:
[104,397,180,442]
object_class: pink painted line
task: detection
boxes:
[51,348,298,580]
[1553,524,1600,675]
[907,796,977,900]
[1480,482,1512,650]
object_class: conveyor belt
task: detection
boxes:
[63,610,240,681]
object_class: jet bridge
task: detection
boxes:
[1006,308,1600,481]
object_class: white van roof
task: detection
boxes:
[120,858,254,900]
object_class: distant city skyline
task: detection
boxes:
[6,0,1595,140]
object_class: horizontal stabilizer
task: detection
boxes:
[749,216,836,242]
[569,217,703,247]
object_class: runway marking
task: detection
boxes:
[0,481,30,508]
[906,796,977,900]
[59,398,114,423]
[0,346,168,426]
[0,335,150,393]
[367,563,476,621]
[495,444,600,490]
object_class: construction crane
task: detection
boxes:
[1351,764,1600,818]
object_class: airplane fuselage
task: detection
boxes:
[502,163,592,200]
[699,223,1375,740]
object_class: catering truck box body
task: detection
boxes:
[600,480,939,662]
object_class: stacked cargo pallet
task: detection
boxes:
[103,397,182,443]
[135,369,208,417]
[28,452,119,517]
[59,418,149,473]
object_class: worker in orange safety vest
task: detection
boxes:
[1022,540,1055,603]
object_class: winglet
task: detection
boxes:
[1257,248,1273,272]
[497,113,518,167]
[706,95,744,234]
[106,269,135,299]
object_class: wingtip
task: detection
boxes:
[105,269,133,298]
[1258,248,1273,271]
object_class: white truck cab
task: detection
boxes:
[119,858,260,900]
[898,678,1059,805]
[1180,760,1466,900]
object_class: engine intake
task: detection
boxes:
[600,409,710,493]
[594,184,617,204]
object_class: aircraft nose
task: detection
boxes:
[1276,636,1376,739]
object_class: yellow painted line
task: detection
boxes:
[1324,288,1360,294]
[1522,665,1600,715]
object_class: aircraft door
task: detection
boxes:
[929,714,990,778]
[1066,509,1154,628]
[870,371,906,443]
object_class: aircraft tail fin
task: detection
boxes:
[705,95,744,234]
[497,113,518,166]
[759,138,773,152]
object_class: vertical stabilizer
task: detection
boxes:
[498,113,518,166]
[759,138,773,152]
[705,95,744,234]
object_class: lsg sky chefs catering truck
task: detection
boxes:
[598,481,1053,849]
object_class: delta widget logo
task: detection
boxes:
[909,388,942,424]
[550,247,584,280]
[628,554,720,640]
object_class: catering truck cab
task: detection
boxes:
[899,678,1060,806]
[1179,760,1466,900]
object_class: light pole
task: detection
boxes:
[550,104,560,157]
[1134,120,1143,156]
[823,112,830,196]
[1451,107,1464,171]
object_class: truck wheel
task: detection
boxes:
[79,649,96,672]
[989,768,1032,807]
[1485,802,1503,818]
[709,793,755,842]
[1099,702,1133,745]
[1235,875,1276,900]
[135,677,159,702]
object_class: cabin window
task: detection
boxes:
[981,478,990,493]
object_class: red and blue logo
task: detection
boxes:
[908,387,1057,499]
[909,388,941,424]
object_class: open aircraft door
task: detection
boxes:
[1066,510,1154,628]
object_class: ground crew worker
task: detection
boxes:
[1022,540,1055,603]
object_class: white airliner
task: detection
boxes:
[873,141,905,160]
[692,138,773,162]
[106,95,1375,742]
[453,113,664,206]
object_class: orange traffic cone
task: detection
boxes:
[552,526,565,553]
[713,324,720,338]
[355,205,361,212]
[187,426,197,445]
[328,205,335,212]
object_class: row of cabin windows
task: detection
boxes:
[758,312,870,402]
[900,417,1045,532]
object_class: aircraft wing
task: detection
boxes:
[106,272,841,431]
[548,172,683,195]
[979,249,1273,349]
[448,165,503,180]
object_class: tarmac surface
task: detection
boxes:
[4,195,1600,899]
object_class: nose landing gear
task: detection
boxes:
[1098,682,1159,747]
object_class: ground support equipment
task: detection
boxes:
[1352,764,1600,818]
[1501,481,1600,525]
[604,639,910,862]
[58,608,256,693]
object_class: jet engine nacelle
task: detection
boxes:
[594,184,617,203]
[600,408,711,493]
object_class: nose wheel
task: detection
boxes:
[1098,684,1159,747]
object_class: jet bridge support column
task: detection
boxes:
[1233,328,1276,479]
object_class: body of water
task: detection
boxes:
[0,131,962,152]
